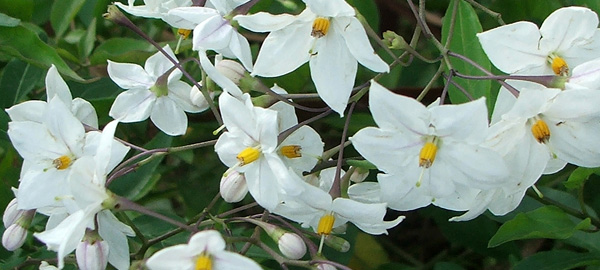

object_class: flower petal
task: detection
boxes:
[336,17,389,73]
[144,45,177,79]
[45,65,73,105]
[234,12,298,32]
[539,7,599,53]
[199,52,243,97]
[150,97,188,136]
[304,0,355,17]
[368,81,429,134]
[109,89,155,122]
[107,61,154,89]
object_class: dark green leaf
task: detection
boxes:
[0,59,44,109]
[513,250,600,270]
[89,37,156,66]
[565,167,600,190]
[80,18,96,59]
[0,25,83,81]
[108,132,173,200]
[0,12,19,27]
[0,0,33,21]
[0,109,8,141]
[50,0,85,38]
[433,262,465,270]
[441,0,495,110]
[488,205,593,247]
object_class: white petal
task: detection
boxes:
[199,52,243,97]
[378,173,432,211]
[545,89,600,122]
[107,60,154,89]
[218,92,259,140]
[430,97,488,142]
[213,251,262,270]
[144,45,177,79]
[477,21,546,74]
[368,81,429,133]
[17,169,70,210]
[97,211,134,270]
[348,182,382,204]
[304,0,355,17]
[336,17,389,73]
[45,65,73,105]
[166,7,220,28]
[146,245,194,270]
[188,230,226,254]
[441,142,508,189]
[309,26,357,115]
[215,132,248,167]
[109,89,155,122]
[6,100,46,122]
[244,159,281,210]
[332,198,403,235]
[8,121,68,161]
[279,125,323,173]
[350,127,419,175]
[150,97,188,136]
[234,12,298,32]
[227,31,253,72]
[549,120,600,167]
[193,15,233,52]
[45,97,86,157]
[251,22,313,77]
[539,7,599,53]
[71,98,98,129]
[114,2,162,19]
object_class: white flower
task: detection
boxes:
[114,0,192,26]
[351,81,508,201]
[6,65,97,128]
[478,6,600,76]
[274,169,403,235]
[146,230,262,270]
[235,0,389,115]
[108,45,207,136]
[215,93,302,210]
[34,121,134,270]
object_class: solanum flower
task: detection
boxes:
[34,120,134,270]
[478,6,600,76]
[108,45,208,136]
[146,230,262,270]
[351,81,508,200]
[235,0,389,115]
[214,93,302,210]
[274,168,403,235]
[6,65,97,128]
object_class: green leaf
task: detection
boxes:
[565,167,600,190]
[0,59,44,109]
[80,18,96,59]
[50,0,86,38]
[0,109,8,141]
[441,0,495,110]
[0,12,20,27]
[0,25,83,81]
[108,132,172,201]
[488,205,593,247]
[89,38,156,66]
[513,250,600,270]
[572,0,600,13]
[346,159,377,170]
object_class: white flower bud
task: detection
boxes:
[220,171,248,203]
[189,85,213,108]
[2,223,27,251]
[215,59,246,85]
[324,235,350,252]
[76,238,109,270]
[278,233,306,260]
[3,198,22,227]
[349,166,369,183]
[39,261,60,270]
[315,263,337,270]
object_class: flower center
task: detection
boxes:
[178,29,192,40]
[280,145,302,158]
[419,142,438,168]
[548,54,569,76]
[311,17,330,38]
[531,119,551,144]
[317,213,335,235]
[194,254,212,270]
[52,155,72,170]
[237,147,261,166]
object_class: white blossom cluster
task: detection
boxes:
[3,1,600,269]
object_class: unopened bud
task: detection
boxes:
[39,261,60,270]
[278,233,307,259]
[349,167,369,183]
[216,58,246,85]
[189,85,212,108]
[76,230,109,270]
[314,263,337,270]
[220,171,248,203]
[2,223,27,251]
[103,5,129,24]
[3,198,21,227]
[324,235,350,252]
[383,31,407,50]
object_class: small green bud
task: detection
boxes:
[383,31,408,50]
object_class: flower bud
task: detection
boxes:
[2,223,27,251]
[324,235,350,252]
[215,58,246,85]
[189,85,212,108]
[349,167,369,183]
[3,198,21,227]
[220,171,248,203]
[315,263,337,270]
[39,261,60,270]
[76,238,109,270]
[383,30,408,50]
[278,233,307,259]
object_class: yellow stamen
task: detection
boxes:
[317,214,335,235]
[178,29,192,39]
[531,119,551,144]
[280,145,302,158]
[52,155,72,170]
[194,254,212,270]
[419,142,438,168]
[311,17,330,38]
[549,55,569,76]
[237,147,260,166]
